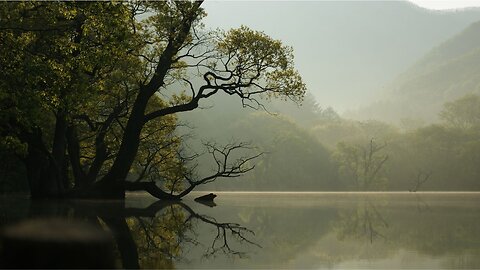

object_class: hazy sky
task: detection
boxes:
[409,0,480,10]
[202,1,480,112]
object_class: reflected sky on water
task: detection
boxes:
[1,192,479,269]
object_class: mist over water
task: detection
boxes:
[163,192,480,269]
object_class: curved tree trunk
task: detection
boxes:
[99,92,149,187]
[96,5,202,199]
[124,182,195,201]
[66,125,87,188]
[19,2,204,201]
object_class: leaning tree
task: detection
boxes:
[0,1,306,199]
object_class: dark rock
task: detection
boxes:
[194,193,217,202]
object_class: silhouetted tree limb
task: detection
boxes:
[178,202,261,258]
[125,142,262,200]
[409,170,432,192]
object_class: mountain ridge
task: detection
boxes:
[349,19,480,124]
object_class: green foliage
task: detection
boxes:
[126,205,188,268]
[0,1,307,196]
[215,26,306,103]
[2,1,478,194]
[440,93,480,129]
[333,139,389,190]
[387,123,480,191]
[0,2,191,192]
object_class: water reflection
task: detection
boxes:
[196,193,480,269]
[1,193,479,269]
[335,198,389,243]
[0,197,258,269]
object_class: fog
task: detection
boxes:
[173,1,480,192]
[202,1,480,113]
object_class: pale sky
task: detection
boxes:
[408,0,480,10]
[202,1,480,112]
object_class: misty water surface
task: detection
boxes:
[1,192,479,269]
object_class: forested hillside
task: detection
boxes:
[352,20,480,123]
[179,92,480,192]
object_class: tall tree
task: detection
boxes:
[334,139,389,190]
[0,1,306,199]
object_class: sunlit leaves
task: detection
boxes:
[126,205,189,268]
[218,26,291,70]
[213,26,306,103]
[0,0,307,194]
[266,69,305,102]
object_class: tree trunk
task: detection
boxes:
[91,3,202,200]
[96,92,149,198]
[50,111,67,194]
[125,181,195,200]
[100,217,140,269]
[21,112,70,199]
[23,135,50,199]
[66,125,87,188]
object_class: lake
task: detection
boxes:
[1,192,479,269]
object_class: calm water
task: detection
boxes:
[1,192,479,269]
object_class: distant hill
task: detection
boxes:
[177,94,340,191]
[348,20,480,124]
[203,1,480,112]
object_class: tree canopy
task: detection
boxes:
[0,1,306,199]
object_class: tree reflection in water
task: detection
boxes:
[10,199,258,269]
[335,199,389,244]
[3,194,478,269]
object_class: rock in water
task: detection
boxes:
[194,193,217,202]
[0,218,115,269]
[194,200,217,207]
